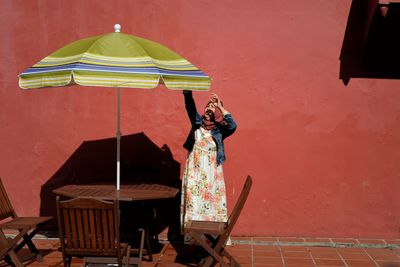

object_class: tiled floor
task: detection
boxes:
[2,236,400,267]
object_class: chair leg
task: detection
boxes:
[62,255,71,267]
[23,233,44,262]
[0,230,26,267]
[223,249,240,267]
[190,232,230,267]
[10,251,24,267]
[124,245,131,267]
[143,225,153,261]
[200,255,215,267]
[13,228,44,262]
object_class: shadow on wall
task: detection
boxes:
[39,132,181,240]
[340,0,400,85]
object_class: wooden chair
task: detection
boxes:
[184,175,253,267]
[56,196,144,267]
[0,177,53,266]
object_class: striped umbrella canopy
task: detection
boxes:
[18,24,211,190]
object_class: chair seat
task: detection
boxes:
[185,221,226,235]
[0,217,52,229]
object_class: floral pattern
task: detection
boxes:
[181,127,228,235]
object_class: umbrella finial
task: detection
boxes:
[114,24,121,33]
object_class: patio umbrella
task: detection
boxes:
[18,24,211,190]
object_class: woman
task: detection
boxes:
[180,90,237,243]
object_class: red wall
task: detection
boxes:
[1,0,399,238]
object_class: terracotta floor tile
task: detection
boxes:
[336,247,366,254]
[343,259,378,267]
[235,256,252,264]
[227,248,252,257]
[285,264,314,267]
[282,251,311,258]
[284,257,314,265]
[280,245,310,252]
[253,257,283,264]
[311,251,341,259]
[253,245,281,252]
[285,262,315,267]
[373,257,400,263]
[253,250,281,257]
[367,251,400,261]
[376,261,400,267]
[309,247,337,254]
[314,258,345,266]
[253,264,283,267]
[339,252,370,260]
[226,244,252,251]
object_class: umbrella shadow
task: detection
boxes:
[340,0,400,85]
[39,132,182,243]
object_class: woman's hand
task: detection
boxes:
[211,93,229,115]
[211,93,222,107]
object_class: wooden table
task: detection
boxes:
[53,183,179,261]
[53,183,179,201]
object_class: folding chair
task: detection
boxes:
[185,175,253,267]
[56,196,145,267]
[0,177,53,266]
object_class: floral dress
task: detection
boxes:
[181,127,228,237]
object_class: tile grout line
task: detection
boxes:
[335,247,350,267]
[362,247,380,267]
[307,247,318,267]
[278,243,286,267]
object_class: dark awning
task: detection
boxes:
[340,0,400,85]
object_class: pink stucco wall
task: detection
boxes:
[1,0,399,238]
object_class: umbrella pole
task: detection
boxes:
[116,86,121,190]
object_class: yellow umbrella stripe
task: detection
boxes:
[19,75,72,89]
[73,74,160,88]
[34,53,198,70]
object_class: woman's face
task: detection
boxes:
[204,102,216,121]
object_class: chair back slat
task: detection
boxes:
[89,209,96,249]
[69,209,78,248]
[225,176,253,237]
[95,210,103,249]
[108,209,115,248]
[82,209,91,248]
[75,209,85,248]
[0,178,16,220]
[56,197,119,255]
